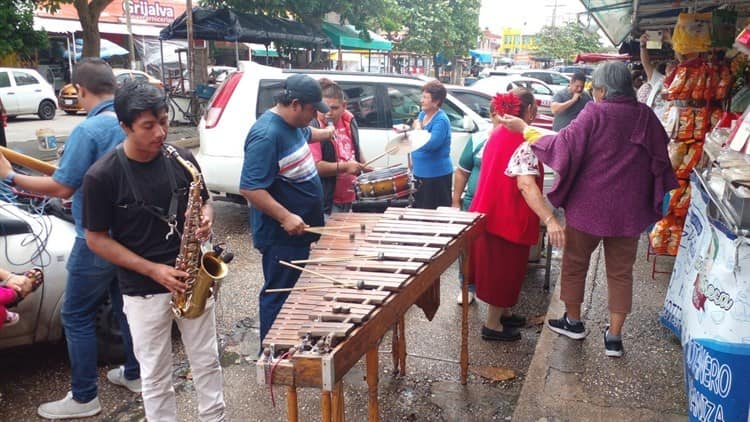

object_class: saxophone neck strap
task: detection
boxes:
[115,144,182,239]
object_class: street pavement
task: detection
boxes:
[0,114,689,420]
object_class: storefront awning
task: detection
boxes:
[578,0,750,46]
[469,49,493,64]
[321,22,392,51]
[160,7,329,46]
[34,17,162,37]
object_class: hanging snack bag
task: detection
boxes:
[672,13,712,54]
[668,66,688,100]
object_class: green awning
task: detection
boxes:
[322,22,392,51]
[252,48,278,57]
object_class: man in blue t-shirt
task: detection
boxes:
[239,74,334,342]
[0,58,141,420]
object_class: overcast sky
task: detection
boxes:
[479,0,587,33]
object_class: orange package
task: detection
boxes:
[693,107,710,140]
[676,142,704,179]
[702,64,713,101]
[669,141,688,169]
[679,67,701,100]
[649,219,670,254]
[667,180,691,216]
[668,67,688,100]
[716,66,732,100]
[692,66,707,101]
[677,108,695,140]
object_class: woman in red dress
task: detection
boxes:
[470,88,565,341]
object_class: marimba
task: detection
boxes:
[256,207,485,421]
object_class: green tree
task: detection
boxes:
[34,0,114,59]
[0,0,48,61]
[536,22,603,63]
[396,0,480,77]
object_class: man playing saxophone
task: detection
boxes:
[82,81,225,421]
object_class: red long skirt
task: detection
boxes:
[471,233,531,307]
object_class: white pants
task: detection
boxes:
[123,293,225,422]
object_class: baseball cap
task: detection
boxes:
[283,74,329,113]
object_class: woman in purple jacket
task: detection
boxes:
[498,61,678,357]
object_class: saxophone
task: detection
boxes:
[164,145,228,319]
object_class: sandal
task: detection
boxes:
[24,268,44,293]
[4,311,20,327]
[6,268,44,307]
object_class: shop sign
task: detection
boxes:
[662,175,750,421]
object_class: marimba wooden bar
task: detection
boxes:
[256,207,485,421]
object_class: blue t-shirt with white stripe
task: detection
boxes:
[240,111,323,249]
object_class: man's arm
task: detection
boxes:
[86,230,188,295]
[550,92,581,115]
[0,153,75,198]
[640,33,655,80]
[240,188,307,235]
[309,126,335,143]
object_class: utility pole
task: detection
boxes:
[124,0,136,69]
[550,0,559,27]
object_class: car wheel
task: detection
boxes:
[64,110,78,115]
[95,297,126,364]
[38,100,56,120]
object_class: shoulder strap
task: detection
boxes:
[115,145,182,239]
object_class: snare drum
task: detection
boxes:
[355,166,411,199]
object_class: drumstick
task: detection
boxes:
[278,260,341,284]
[290,252,384,264]
[303,228,356,240]
[306,224,366,232]
[362,145,399,168]
[265,284,345,293]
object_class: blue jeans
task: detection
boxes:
[62,238,140,402]
[258,244,311,343]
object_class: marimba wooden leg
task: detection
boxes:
[366,348,379,421]
[321,390,332,422]
[391,323,400,374]
[460,248,470,385]
[286,386,299,422]
[332,381,345,422]
[398,316,407,376]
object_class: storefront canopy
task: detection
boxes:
[159,7,329,46]
[578,0,750,46]
[63,38,128,60]
[321,22,392,51]
[469,49,493,64]
[574,52,629,63]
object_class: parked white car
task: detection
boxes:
[470,75,556,116]
[0,199,124,361]
[0,67,58,120]
[197,61,491,202]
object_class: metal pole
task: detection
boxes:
[66,34,74,79]
[186,0,195,95]
[124,0,136,68]
[71,32,78,64]
[235,40,239,66]
[160,39,165,83]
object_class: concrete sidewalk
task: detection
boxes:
[513,236,688,421]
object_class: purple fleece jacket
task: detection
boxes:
[531,96,679,237]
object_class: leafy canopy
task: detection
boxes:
[536,22,603,62]
[0,0,48,60]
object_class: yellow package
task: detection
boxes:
[672,13,712,54]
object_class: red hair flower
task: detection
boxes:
[491,92,521,117]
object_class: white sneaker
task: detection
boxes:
[456,290,476,305]
[37,391,101,419]
[107,365,142,393]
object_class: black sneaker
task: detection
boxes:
[500,314,527,328]
[547,313,587,340]
[604,327,624,357]
[481,325,521,342]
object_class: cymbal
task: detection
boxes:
[385,130,430,155]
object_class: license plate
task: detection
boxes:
[64,99,74,105]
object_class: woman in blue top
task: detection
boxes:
[412,80,453,209]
